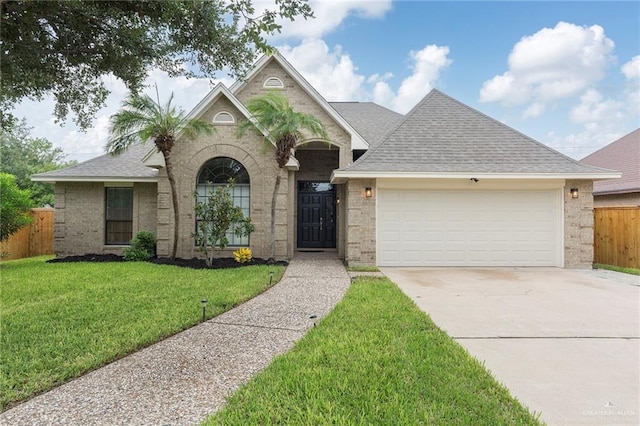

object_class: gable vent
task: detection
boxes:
[212,111,235,124]
[263,77,284,89]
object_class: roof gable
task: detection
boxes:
[580,128,639,194]
[337,89,616,177]
[231,54,368,149]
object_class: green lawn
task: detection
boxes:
[206,277,540,425]
[0,256,284,410]
[594,263,640,276]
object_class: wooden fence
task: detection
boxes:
[0,208,55,260]
[593,207,639,269]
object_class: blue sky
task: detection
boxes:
[14,0,640,162]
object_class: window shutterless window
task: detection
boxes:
[195,157,250,246]
[105,187,133,244]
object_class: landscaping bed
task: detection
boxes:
[47,254,288,269]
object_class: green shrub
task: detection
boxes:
[123,231,156,261]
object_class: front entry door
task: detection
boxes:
[297,182,336,249]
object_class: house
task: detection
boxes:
[32,54,619,268]
[580,128,639,207]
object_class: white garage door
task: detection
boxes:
[378,189,561,267]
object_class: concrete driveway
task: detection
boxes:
[381,267,640,425]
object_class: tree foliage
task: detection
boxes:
[192,181,255,267]
[106,89,215,259]
[0,173,33,242]
[238,91,328,258]
[0,0,313,128]
[0,120,76,206]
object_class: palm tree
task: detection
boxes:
[238,91,328,259]
[107,90,214,259]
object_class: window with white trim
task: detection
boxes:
[196,157,250,246]
[263,77,284,89]
[212,111,235,124]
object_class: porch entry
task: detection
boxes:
[297,182,336,248]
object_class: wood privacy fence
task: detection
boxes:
[0,208,55,260]
[593,207,639,269]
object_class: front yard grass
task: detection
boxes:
[0,256,284,411]
[206,277,540,425]
[594,263,640,276]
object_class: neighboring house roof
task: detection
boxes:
[333,89,620,181]
[32,143,158,183]
[230,54,369,150]
[580,128,639,195]
[330,102,404,148]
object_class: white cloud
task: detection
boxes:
[569,89,624,124]
[391,45,452,112]
[269,0,392,39]
[621,55,640,79]
[278,39,367,101]
[480,22,615,113]
[12,71,222,162]
[279,39,451,114]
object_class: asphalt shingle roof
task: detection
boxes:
[344,89,611,174]
[329,102,404,148]
[32,143,157,181]
[580,128,639,195]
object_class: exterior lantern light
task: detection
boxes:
[570,188,579,199]
[201,299,208,322]
[365,187,373,198]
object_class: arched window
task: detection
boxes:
[212,111,235,124]
[196,157,250,246]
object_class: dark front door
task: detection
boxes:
[297,182,336,249]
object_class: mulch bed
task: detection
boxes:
[47,254,287,270]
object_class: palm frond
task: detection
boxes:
[106,91,215,155]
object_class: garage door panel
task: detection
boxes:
[378,189,561,267]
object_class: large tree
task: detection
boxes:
[0,120,76,206]
[238,91,328,259]
[107,91,214,259]
[0,0,313,129]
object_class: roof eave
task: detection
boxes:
[330,171,622,184]
[31,176,159,184]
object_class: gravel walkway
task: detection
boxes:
[1,252,351,426]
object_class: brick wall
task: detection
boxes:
[345,179,376,266]
[54,182,157,256]
[594,192,640,207]
[564,179,594,268]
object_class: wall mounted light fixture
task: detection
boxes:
[570,188,579,199]
[365,187,373,198]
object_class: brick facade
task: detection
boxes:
[594,192,640,207]
[53,182,157,256]
[564,179,594,269]
[50,57,599,269]
[154,58,351,260]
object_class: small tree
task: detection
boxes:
[192,181,254,267]
[0,173,33,243]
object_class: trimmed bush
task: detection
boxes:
[123,231,156,261]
